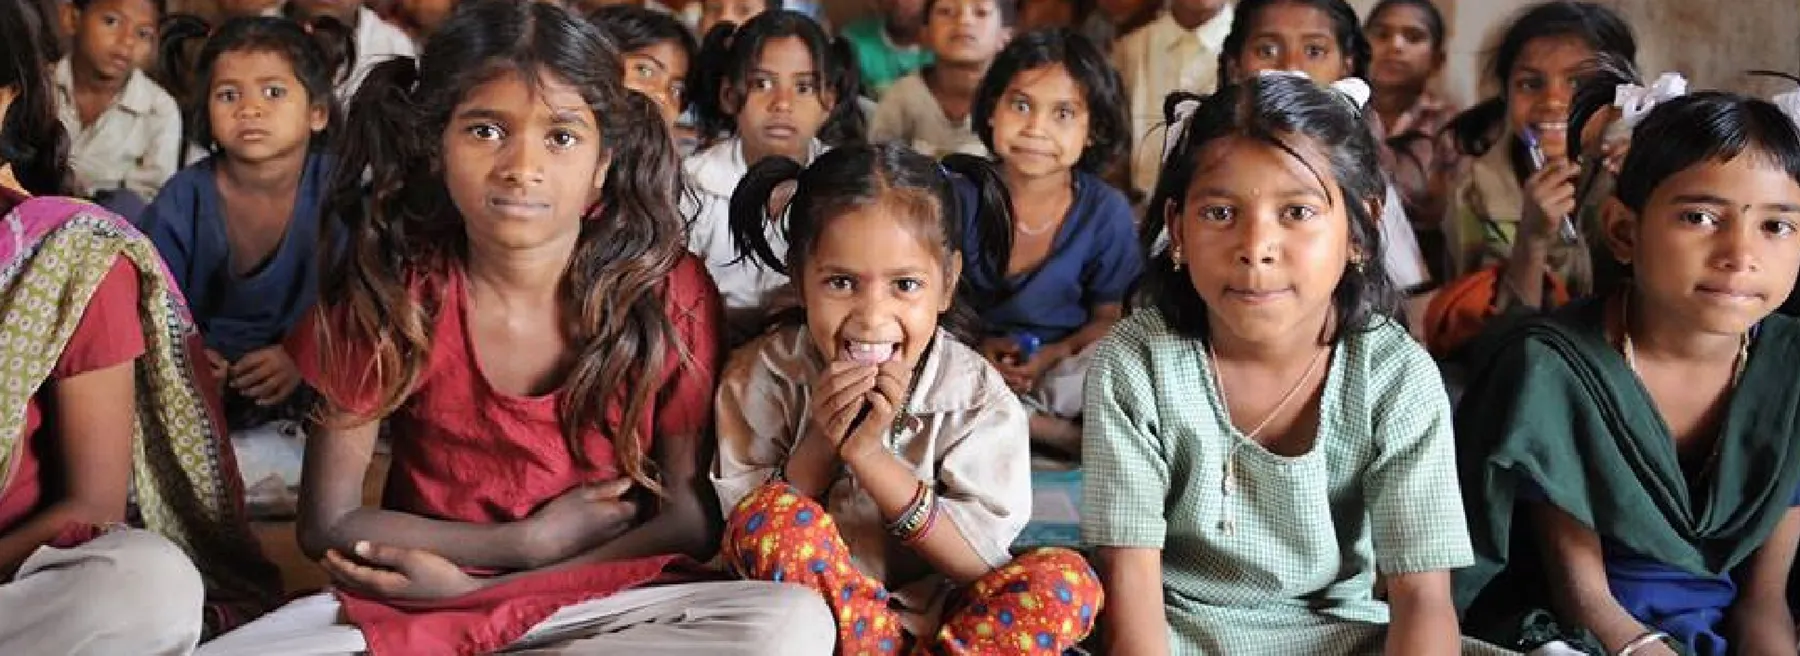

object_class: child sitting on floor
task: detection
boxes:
[712,142,1102,654]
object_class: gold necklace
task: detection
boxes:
[1208,342,1330,535]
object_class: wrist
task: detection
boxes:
[839,438,890,473]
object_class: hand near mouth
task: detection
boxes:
[838,359,911,465]
[808,360,880,454]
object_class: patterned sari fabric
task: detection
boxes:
[0,195,281,635]
[724,482,1102,655]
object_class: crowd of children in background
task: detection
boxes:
[2,0,1800,653]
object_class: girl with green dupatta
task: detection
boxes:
[1454,91,1800,656]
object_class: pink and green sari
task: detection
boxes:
[0,194,281,635]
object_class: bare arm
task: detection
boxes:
[296,413,541,570]
[842,447,992,583]
[523,429,720,571]
[1383,570,1461,655]
[1096,547,1170,656]
[0,362,136,577]
[1530,502,1678,655]
[1729,507,1800,655]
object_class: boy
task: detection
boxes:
[869,0,1012,156]
[55,0,181,214]
[1112,0,1232,198]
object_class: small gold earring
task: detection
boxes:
[1172,245,1184,272]
[1349,257,1365,274]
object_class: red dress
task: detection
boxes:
[0,257,144,539]
[289,255,723,655]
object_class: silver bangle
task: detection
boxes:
[1615,631,1674,656]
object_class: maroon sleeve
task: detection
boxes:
[653,254,724,440]
[285,303,382,417]
[52,256,146,379]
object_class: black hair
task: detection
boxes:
[1140,75,1401,341]
[70,0,167,17]
[154,14,211,106]
[0,0,69,196]
[726,143,997,342]
[319,0,687,490]
[1366,0,1444,50]
[1219,0,1370,84]
[188,16,352,155]
[1614,92,1800,214]
[973,28,1129,175]
[1566,52,1640,295]
[690,11,863,146]
[587,5,699,111]
[923,0,1021,28]
[1443,1,1636,165]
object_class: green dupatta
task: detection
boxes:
[1452,297,1800,628]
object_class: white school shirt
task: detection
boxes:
[340,7,418,98]
[868,74,988,158]
[681,137,827,344]
[53,59,183,200]
[1113,6,1235,198]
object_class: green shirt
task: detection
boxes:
[1082,310,1490,655]
[842,18,933,99]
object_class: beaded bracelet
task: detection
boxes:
[901,503,939,545]
[886,481,934,538]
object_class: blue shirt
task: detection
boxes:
[956,171,1143,344]
[145,152,332,361]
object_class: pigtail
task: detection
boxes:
[727,156,806,275]
[1138,90,1210,258]
[299,15,358,89]
[940,153,1014,304]
[1444,97,1506,158]
[689,22,740,144]
[155,14,211,107]
[315,55,439,426]
[1567,53,1640,158]
[817,35,866,146]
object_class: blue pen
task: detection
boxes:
[1521,126,1582,244]
[1013,332,1042,363]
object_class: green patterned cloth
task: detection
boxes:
[0,195,280,635]
[1082,310,1504,655]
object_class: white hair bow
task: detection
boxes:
[1161,73,1373,164]
[1775,89,1800,132]
[1614,72,1689,129]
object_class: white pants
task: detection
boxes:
[198,579,836,655]
[1025,347,1094,419]
[0,528,205,656]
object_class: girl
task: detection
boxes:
[196,2,834,655]
[588,5,697,130]
[0,0,279,650]
[1439,2,1637,304]
[1085,73,1487,654]
[144,16,348,431]
[961,28,1140,457]
[869,0,1015,158]
[55,0,183,216]
[1211,0,1434,312]
[1364,0,1454,273]
[1455,93,1800,656]
[712,142,1102,654]
[685,10,861,345]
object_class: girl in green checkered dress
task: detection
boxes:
[1083,73,1501,655]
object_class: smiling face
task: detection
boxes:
[1609,155,1800,338]
[67,0,159,83]
[1167,135,1357,345]
[1230,2,1351,84]
[988,63,1088,181]
[926,0,1009,66]
[622,40,689,127]
[1505,35,1593,161]
[441,69,609,256]
[1366,4,1440,91]
[801,203,958,371]
[734,36,832,163]
[208,49,328,164]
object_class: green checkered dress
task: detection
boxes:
[1081,311,1498,655]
